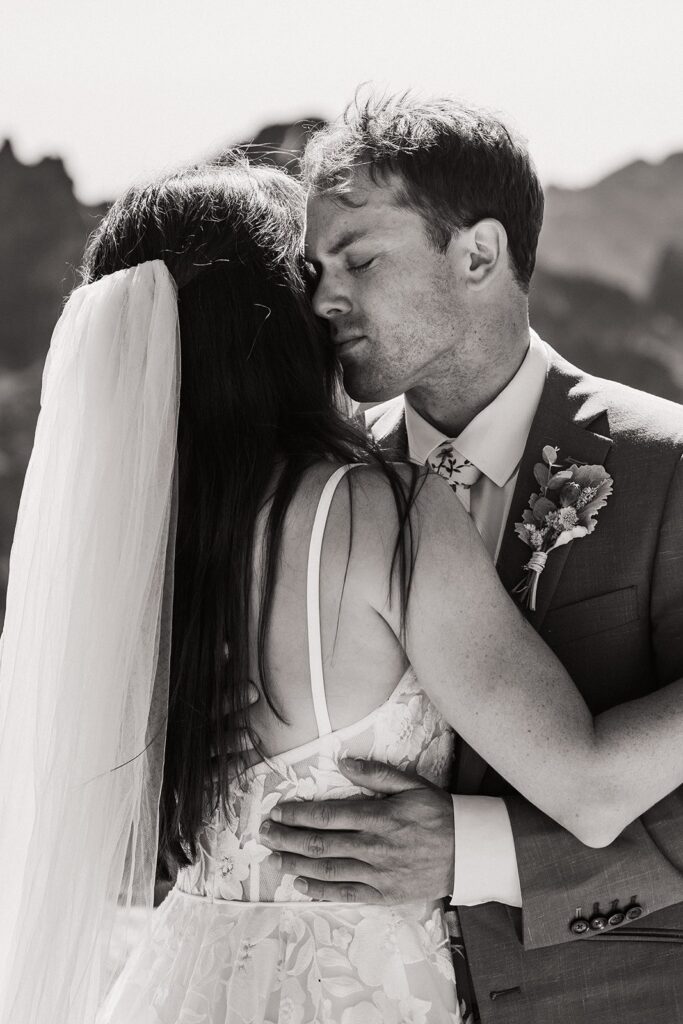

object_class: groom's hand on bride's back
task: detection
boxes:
[208,680,260,782]
[259,758,455,904]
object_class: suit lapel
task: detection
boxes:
[366,362,614,630]
[496,350,612,629]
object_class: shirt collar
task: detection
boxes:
[405,330,549,487]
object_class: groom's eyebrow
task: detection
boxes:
[307,229,370,262]
[327,228,369,255]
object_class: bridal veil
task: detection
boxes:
[0,261,180,1022]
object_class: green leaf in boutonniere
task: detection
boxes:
[512,445,613,611]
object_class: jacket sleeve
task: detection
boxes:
[504,454,683,951]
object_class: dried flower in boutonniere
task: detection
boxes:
[513,445,613,611]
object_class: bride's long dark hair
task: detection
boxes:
[81,158,421,872]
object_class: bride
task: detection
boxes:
[1,157,682,1024]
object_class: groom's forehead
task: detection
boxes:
[304,174,404,254]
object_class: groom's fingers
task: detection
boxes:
[266,781,455,903]
[273,852,378,889]
[208,680,261,763]
[270,797,387,832]
[336,757,428,794]
[208,727,257,760]
[297,878,385,904]
[260,820,373,859]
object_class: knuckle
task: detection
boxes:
[320,859,337,881]
[339,885,358,903]
[306,833,327,858]
[314,804,333,828]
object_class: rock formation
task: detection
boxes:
[1,129,682,624]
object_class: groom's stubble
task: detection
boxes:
[305,170,530,437]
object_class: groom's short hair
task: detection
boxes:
[302,92,544,293]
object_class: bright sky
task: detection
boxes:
[2,0,682,204]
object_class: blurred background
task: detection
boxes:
[1,0,682,625]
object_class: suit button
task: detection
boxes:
[589,915,608,931]
[625,904,643,921]
[607,912,625,927]
[570,917,590,935]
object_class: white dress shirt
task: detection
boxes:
[405,330,548,907]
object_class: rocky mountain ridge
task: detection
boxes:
[537,152,683,298]
[1,126,682,621]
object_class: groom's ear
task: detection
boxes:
[459,218,508,290]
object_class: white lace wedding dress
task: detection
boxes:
[97,466,462,1024]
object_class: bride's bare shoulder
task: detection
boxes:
[283,459,469,539]
[291,459,462,537]
[279,460,479,621]
[345,461,470,539]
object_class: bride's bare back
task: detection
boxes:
[247,461,410,757]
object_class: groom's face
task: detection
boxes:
[305,171,467,403]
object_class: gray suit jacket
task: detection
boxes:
[366,343,683,1024]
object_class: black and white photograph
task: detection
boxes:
[1,1,682,1021]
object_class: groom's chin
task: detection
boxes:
[341,370,400,407]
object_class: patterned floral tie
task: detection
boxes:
[425,439,482,1022]
[425,441,482,513]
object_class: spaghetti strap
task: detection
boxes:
[306,464,356,738]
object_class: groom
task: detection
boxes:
[264,94,683,1022]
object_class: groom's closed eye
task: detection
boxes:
[347,257,375,274]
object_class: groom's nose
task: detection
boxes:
[312,272,352,320]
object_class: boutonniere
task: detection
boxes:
[512,445,613,611]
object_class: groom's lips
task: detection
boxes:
[335,335,366,355]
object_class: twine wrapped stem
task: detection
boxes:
[524,550,548,611]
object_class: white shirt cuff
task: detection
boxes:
[450,795,522,907]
